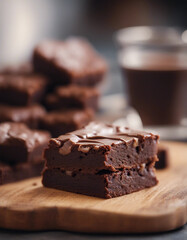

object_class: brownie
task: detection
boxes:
[0,74,47,106]
[42,122,159,198]
[39,109,94,137]
[46,85,100,111]
[0,104,46,129]
[42,163,158,198]
[155,146,169,169]
[44,122,158,171]
[33,37,107,86]
[0,122,50,165]
[0,161,43,185]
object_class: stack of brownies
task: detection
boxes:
[0,37,107,136]
[0,64,51,184]
[42,122,159,198]
[0,64,47,128]
[0,37,107,185]
[33,37,107,137]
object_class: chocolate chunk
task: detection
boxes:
[0,74,47,106]
[0,122,50,165]
[39,109,94,137]
[0,104,46,129]
[33,37,107,86]
[45,85,99,111]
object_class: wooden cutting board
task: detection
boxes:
[0,141,187,233]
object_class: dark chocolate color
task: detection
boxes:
[155,146,169,169]
[44,122,159,171]
[42,122,159,198]
[39,109,93,138]
[0,161,44,185]
[0,62,33,75]
[0,104,46,129]
[33,37,107,86]
[42,162,158,198]
[46,85,99,111]
[0,74,47,106]
[122,54,187,125]
[0,122,50,164]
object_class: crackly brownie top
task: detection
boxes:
[0,122,50,150]
[49,122,159,155]
[0,74,47,94]
[0,104,46,122]
[34,37,107,77]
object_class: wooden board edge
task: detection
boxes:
[0,204,186,233]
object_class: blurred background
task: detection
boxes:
[0,0,186,95]
[0,0,187,139]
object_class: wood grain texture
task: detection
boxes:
[0,141,187,233]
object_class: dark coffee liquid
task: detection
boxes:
[121,50,187,125]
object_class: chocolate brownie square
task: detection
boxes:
[0,62,33,75]
[44,122,158,171]
[0,122,50,165]
[155,145,169,169]
[39,109,94,137]
[33,37,107,86]
[0,161,44,185]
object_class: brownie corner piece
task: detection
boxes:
[33,37,107,86]
[0,122,50,165]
